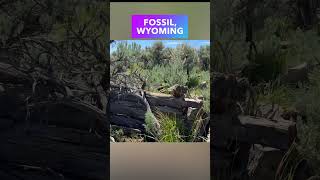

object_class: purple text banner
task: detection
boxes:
[131,14,188,39]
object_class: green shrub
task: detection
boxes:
[186,76,200,88]
[146,60,188,87]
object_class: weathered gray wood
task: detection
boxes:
[184,98,203,109]
[212,74,298,180]
[0,123,108,180]
[110,100,146,120]
[152,105,183,117]
[237,116,296,150]
[110,115,145,130]
[0,168,73,180]
[212,74,296,149]
[0,62,32,84]
[30,99,108,135]
[109,90,203,134]
[145,91,187,109]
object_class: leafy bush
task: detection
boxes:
[146,60,188,87]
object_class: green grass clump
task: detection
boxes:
[276,143,304,180]
[257,83,295,109]
[145,111,185,142]
[157,112,185,142]
[186,76,200,88]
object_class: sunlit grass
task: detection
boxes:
[156,111,185,142]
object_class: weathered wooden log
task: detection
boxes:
[0,63,109,180]
[0,62,32,84]
[151,105,183,117]
[0,123,108,180]
[214,115,296,150]
[0,168,73,180]
[110,115,145,130]
[109,89,203,134]
[30,99,108,136]
[110,100,146,120]
[146,91,201,109]
[237,116,296,150]
[213,74,297,148]
[212,74,297,180]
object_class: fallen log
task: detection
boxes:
[237,116,296,150]
[0,123,108,180]
[110,100,146,120]
[110,115,145,130]
[212,74,297,149]
[0,64,109,180]
[214,114,297,149]
[212,74,297,180]
[30,99,108,136]
[109,89,203,134]
[145,91,196,109]
[0,62,32,84]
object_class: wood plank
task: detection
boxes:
[236,116,296,150]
